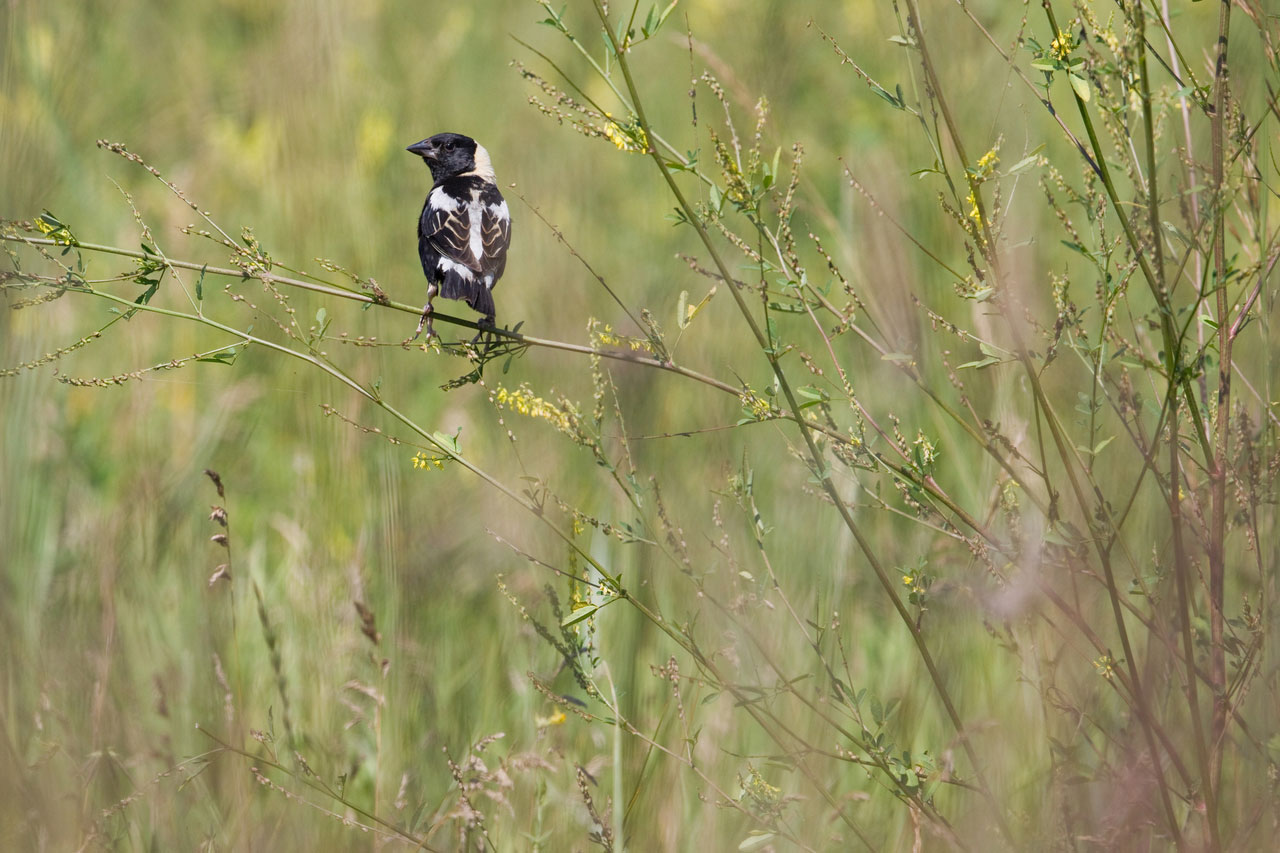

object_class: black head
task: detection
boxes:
[406,132,484,183]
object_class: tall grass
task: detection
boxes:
[3,0,1277,849]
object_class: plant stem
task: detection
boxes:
[590,0,1014,843]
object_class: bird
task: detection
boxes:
[406,132,512,340]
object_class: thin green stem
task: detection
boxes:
[590,0,1013,844]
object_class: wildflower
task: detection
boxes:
[411,451,446,470]
[1050,30,1074,61]
[912,431,939,474]
[976,147,1000,177]
[602,113,649,153]
[490,383,579,436]
[739,389,774,421]
[535,709,567,727]
[966,188,982,225]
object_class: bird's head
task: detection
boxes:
[406,132,495,183]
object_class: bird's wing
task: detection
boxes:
[421,179,511,283]
[422,185,481,274]
[476,183,511,282]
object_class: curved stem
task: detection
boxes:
[589,0,1013,844]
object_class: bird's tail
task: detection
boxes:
[439,269,495,321]
[466,285,495,321]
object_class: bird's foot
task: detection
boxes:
[412,302,435,341]
[470,316,497,352]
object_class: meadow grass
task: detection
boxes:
[3,1,1277,849]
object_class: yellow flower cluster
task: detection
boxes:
[1050,29,1074,61]
[1093,655,1115,679]
[411,451,446,470]
[966,188,982,226]
[913,431,938,469]
[588,318,654,353]
[976,148,1000,176]
[602,112,649,153]
[740,390,774,421]
[743,767,781,801]
[491,383,576,434]
[902,572,929,597]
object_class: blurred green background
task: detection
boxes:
[3,0,1268,849]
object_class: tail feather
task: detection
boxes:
[437,268,495,320]
[467,285,495,321]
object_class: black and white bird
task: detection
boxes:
[406,132,512,339]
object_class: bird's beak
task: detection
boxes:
[406,139,437,160]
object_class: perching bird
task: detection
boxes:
[406,132,512,339]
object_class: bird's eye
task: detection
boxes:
[444,141,454,150]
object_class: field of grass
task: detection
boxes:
[3,1,1277,850]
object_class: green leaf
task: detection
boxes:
[1004,146,1046,176]
[643,5,659,37]
[560,604,599,628]
[871,83,904,110]
[677,289,690,329]
[738,833,776,851]
[1068,73,1091,102]
[197,347,239,365]
[195,264,207,301]
[135,280,159,306]
[431,430,462,456]
[957,354,1002,370]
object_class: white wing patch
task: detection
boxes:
[437,256,475,281]
[488,200,510,222]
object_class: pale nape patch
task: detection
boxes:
[462,144,498,183]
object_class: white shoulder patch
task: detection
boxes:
[488,200,510,222]
[429,187,461,212]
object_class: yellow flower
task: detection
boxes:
[739,390,773,420]
[966,189,982,225]
[976,148,999,175]
[491,383,578,435]
[411,451,447,470]
[602,112,649,153]
[536,709,567,727]
[1050,30,1074,61]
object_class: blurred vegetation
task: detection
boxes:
[3,0,1278,850]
